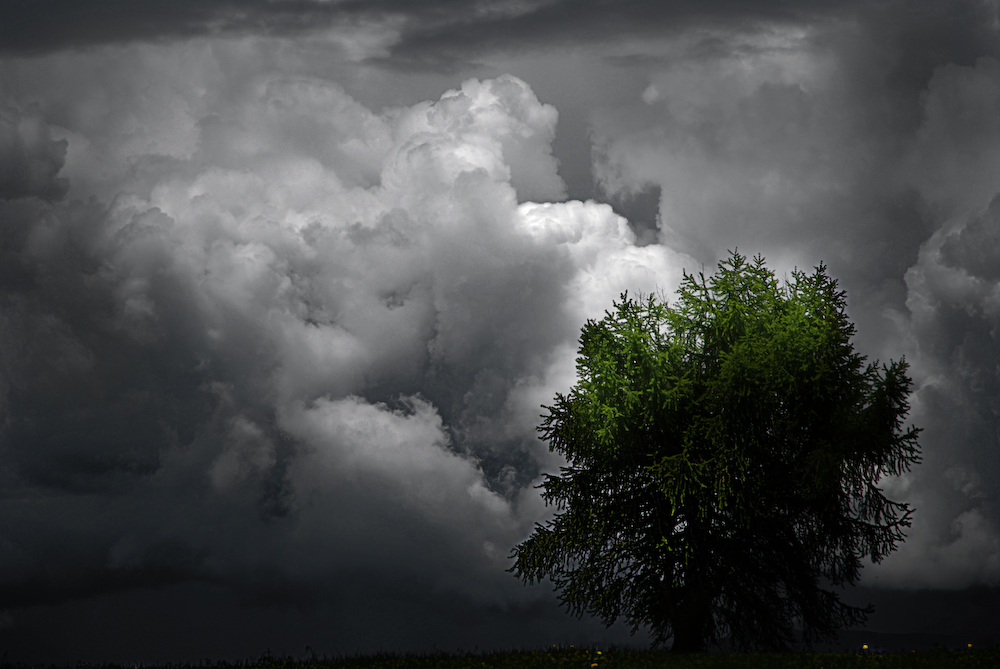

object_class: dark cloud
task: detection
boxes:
[2,0,980,65]
[0,106,68,200]
[0,197,215,490]
[841,585,1000,647]
[0,0,359,55]
[0,0,565,57]
[940,196,1000,281]
[0,56,691,662]
[870,188,1000,588]
[0,580,655,665]
[562,0,1000,596]
[2,0,1000,662]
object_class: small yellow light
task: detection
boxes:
[968,643,973,648]
[597,651,602,655]
[862,644,868,650]
[591,664,598,667]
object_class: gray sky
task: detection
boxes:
[2,0,1000,662]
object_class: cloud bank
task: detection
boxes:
[4,1,1000,660]
[585,21,1000,591]
[0,43,691,658]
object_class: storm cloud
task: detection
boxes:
[2,0,1000,662]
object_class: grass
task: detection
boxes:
[9,645,999,669]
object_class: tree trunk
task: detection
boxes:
[670,511,712,653]
[671,577,711,653]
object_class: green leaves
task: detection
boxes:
[507,251,921,654]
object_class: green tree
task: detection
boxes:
[507,252,921,653]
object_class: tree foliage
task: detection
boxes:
[507,252,921,653]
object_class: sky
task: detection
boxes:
[2,0,1000,662]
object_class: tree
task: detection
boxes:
[506,252,921,653]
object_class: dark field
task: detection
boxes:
[7,646,999,669]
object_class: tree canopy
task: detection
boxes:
[506,252,921,653]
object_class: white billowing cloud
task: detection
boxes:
[277,394,531,604]
[516,199,688,322]
[0,41,693,617]
[499,199,692,476]
[387,75,566,205]
[285,395,479,510]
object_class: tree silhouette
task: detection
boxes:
[507,252,921,653]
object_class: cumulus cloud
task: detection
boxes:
[867,195,1000,589]
[589,25,933,289]
[5,1,1000,660]
[585,21,1000,594]
[0,106,68,200]
[0,0,852,58]
[939,196,1000,281]
[905,58,1000,215]
[855,58,1000,590]
[0,39,693,646]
